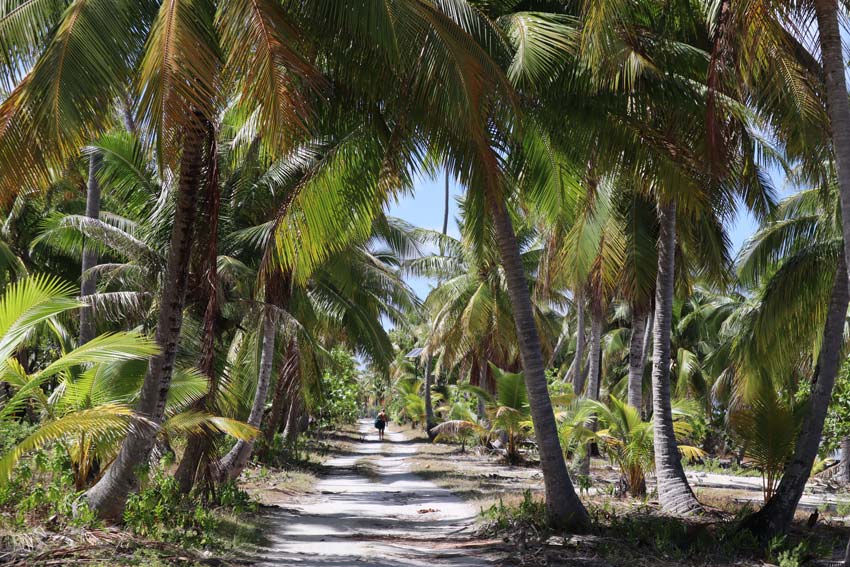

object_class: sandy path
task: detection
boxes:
[255,419,493,566]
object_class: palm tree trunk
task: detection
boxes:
[219,308,276,482]
[443,169,450,236]
[424,356,436,437]
[586,308,603,402]
[84,127,205,520]
[816,0,850,281]
[642,309,654,419]
[571,294,587,395]
[651,202,702,515]
[79,153,101,346]
[175,151,221,495]
[264,337,298,447]
[628,309,647,409]
[743,254,849,539]
[488,197,589,532]
[840,437,850,484]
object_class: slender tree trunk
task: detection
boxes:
[549,317,570,367]
[476,359,488,422]
[840,437,850,484]
[488,197,589,531]
[265,337,298,447]
[628,309,648,410]
[79,153,102,346]
[571,294,587,395]
[642,310,654,419]
[84,127,205,520]
[651,202,702,515]
[442,169,450,236]
[816,0,850,283]
[284,395,304,444]
[424,356,436,437]
[219,308,276,482]
[175,145,220,495]
[743,254,849,538]
[586,308,603,402]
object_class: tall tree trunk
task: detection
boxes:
[743,254,849,538]
[424,356,436,437]
[218,308,276,482]
[816,0,850,282]
[571,294,587,395]
[442,169,450,236]
[586,307,603,402]
[840,436,850,484]
[84,127,205,520]
[628,309,648,409]
[175,143,220,495]
[79,153,101,346]
[284,394,305,444]
[488,197,590,532]
[264,337,299,447]
[642,310,654,419]
[651,202,703,515]
[549,317,570,367]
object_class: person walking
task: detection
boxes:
[375,409,388,441]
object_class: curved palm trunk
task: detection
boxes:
[488,197,590,532]
[651,202,702,515]
[627,309,648,409]
[571,295,587,395]
[79,153,102,346]
[743,254,849,538]
[85,128,205,520]
[219,308,276,482]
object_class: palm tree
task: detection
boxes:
[0,0,525,519]
[725,183,850,536]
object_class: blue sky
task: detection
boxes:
[387,168,790,300]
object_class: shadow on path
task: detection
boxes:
[249,420,497,567]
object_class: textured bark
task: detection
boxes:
[571,295,587,395]
[265,337,299,446]
[219,308,276,482]
[816,0,850,284]
[488,196,590,532]
[79,153,102,346]
[175,144,220,495]
[442,169,450,236]
[651,202,703,515]
[840,437,850,484]
[627,309,648,410]
[84,126,205,520]
[743,255,849,539]
[642,310,654,419]
[424,356,436,437]
[586,308,603,402]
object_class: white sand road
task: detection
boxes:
[253,419,496,566]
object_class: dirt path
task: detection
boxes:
[255,419,495,566]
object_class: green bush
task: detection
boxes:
[480,490,548,536]
[124,466,256,549]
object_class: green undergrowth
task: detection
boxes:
[0,439,264,564]
[479,490,847,566]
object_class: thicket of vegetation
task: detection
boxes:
[1,0,850,563]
